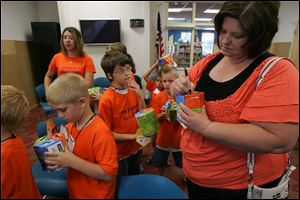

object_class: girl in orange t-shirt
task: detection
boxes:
[44,27,96,93]
[143,61,164,108]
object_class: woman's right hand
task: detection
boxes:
[170,77,193,98]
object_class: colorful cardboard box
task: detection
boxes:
[34,139,65,171]
[162,100,177,122]
[88,87,101,95]
[175,92,204,112]
[135,108,159,137]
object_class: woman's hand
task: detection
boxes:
[44,147,76,170]
[177,104,212,134]
[170,77,195,99]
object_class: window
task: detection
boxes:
[201,32,215,55]
[166,2,222,68]
[181,32,192,43]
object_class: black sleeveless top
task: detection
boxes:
[194,52,274,101]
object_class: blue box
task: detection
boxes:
[34,139,65,172]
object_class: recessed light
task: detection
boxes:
[195,18,212,22]
[204,9,220,14]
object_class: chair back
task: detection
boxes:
[117,174,187,199]
[35,83,46,102]
[93,77,111,91]
[32,161,68,197]
[36,117,68,138]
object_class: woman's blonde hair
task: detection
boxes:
[1,85,30,132]
[46,73,89,105]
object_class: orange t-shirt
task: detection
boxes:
[153,90,181,148]
[181,52,299,189]
[48,52,96,77]
[66,116,118,198]
[1,134,42,199]
[146,79,161,108]
[98,87,141,159]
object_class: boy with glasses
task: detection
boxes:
[98,51,146,185]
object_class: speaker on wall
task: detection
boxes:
[130,19,144,28]
[31,22,61,85]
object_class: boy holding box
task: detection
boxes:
[98,51,146,178]
[44,73,118,199]
[151,65,183,176]
[1,85,42,199]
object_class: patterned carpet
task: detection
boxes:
[17,105,299,199]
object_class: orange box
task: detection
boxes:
[176,92,204,112]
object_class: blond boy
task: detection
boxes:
[1,85,42,199]
[44,73,118,199]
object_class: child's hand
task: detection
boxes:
[161,107,170,118]
[90,90,102,101]
[128,80,144,99]
[44,148,75,170]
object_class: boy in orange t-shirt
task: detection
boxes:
[152,65,182,176]
[44,73,118,199]
[1,85,42,199]
[98,51,146,180]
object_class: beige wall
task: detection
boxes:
[1,40,39,106]
[269,42,291,58]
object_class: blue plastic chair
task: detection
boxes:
[117,174,187,199]
[33,117,68,197]
[35,83,55,117]
[93,77,111,91]
[32,162,68,198]
[36,117,67,138]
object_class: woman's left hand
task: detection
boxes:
[177,103,212,134]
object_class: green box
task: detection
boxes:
[135,108,159,137]
[88,87,100,95]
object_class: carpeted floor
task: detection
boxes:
[17,105,299,199]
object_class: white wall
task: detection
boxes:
[37,1,59,22]
[1,1,38,41]
[57,1,151,80]
[2,1,298,78]
[273,1,299,42]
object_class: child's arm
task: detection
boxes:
[45,148,113,181]
[143,61,159,83]
[112,131,137,141]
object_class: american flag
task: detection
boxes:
[155,12,164,59]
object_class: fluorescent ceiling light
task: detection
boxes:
[195,18,212,22]
[181,8,192,12]
[168,17,186,21]
[168,8,192,12]
[204,9,220,13]
[168,8,182,12]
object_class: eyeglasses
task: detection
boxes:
[62,35,75,40]
[114,65,132,74]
